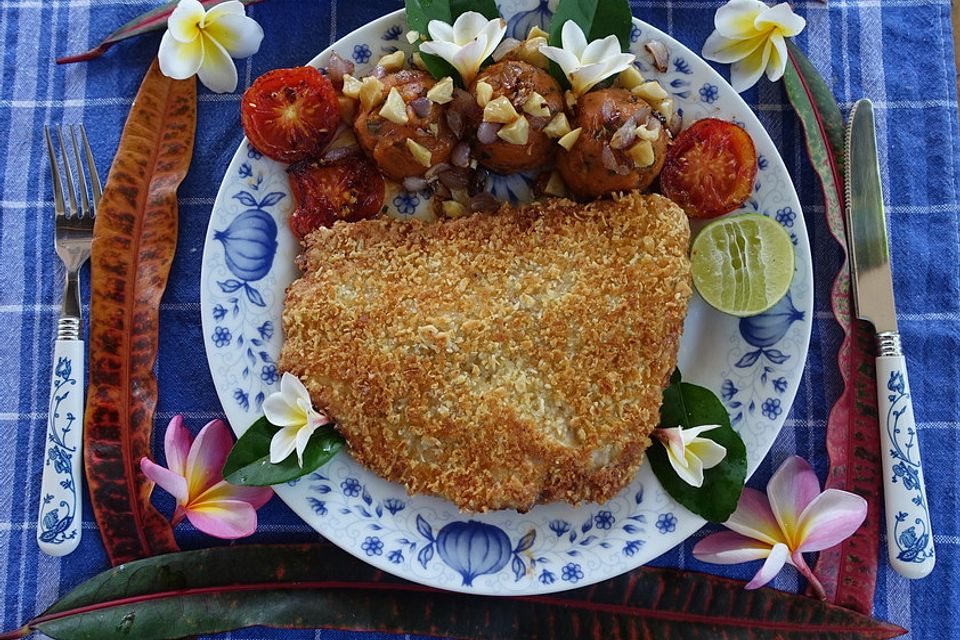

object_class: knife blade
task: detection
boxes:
[845,98,935,579]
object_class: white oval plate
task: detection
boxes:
[200,2,812,595]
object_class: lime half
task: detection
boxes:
[690,213,795,317]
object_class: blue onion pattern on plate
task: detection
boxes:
[200,0,812,595]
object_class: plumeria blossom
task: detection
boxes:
[158,0,264,93]
[655,424,727,488]
[140,416,273,539]
[419,12,507,85]
[701,0,806,92]
[693,456,867,596]
[263,372,333,466]
[538,21,636,95]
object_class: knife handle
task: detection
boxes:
[876,333,934,579]
[37,338,84,556]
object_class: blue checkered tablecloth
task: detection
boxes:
[1,1,957,638]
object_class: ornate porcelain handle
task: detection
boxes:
[876,339,934,579]
[37,339,84,556]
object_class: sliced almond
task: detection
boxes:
[517,36,548,68]
[412,52,428,71]
[475,80,494,107]
[484,95,519,124]
[617,66,645,90]
[379,87,409,124]
[544,170,567,197]
[427,76,454,104]
[497,115,530,145]
[359,76,385,111]
[543,112,571,138]
[656,98,674,121]
[378,50,405,72]
[635,123,660,142]
[341,73,362,99]
[521,91,550,117]
[632,80,669,102]
[628,139,655,168]
[557,127,582,151]
[406,138,433,168]
[405,30,420,44]
[338,95,356,123]
[442,200,467,218]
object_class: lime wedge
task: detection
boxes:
[690,213,795,317]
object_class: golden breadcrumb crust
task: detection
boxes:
[279,192,691,512]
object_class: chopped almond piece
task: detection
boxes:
[341,73,362,99]
[442,200,467,218]
[628,139,655,167]
[475,80,494,107]
[543,112,571,138]
[522,91,550,117]
[544,171,567,196]
[359,76,385,111]
[632,81,669,102]
[557,127,582,151]
[484,96,520,123]
[379,87,409,124]
[378,50,405,72]
[427,76,454,104]
[497,115,530,145]
[406,138,433,167]
[617,66,645,90]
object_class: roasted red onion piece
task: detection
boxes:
[668,112,682,137]
[477,121,501,144]
[403,176,429,192]
[425,162,452,181]
[451,141,471,168]
[326,51,355,88]
[322,144,358,162]
[601,144,631,175]
[644,40,670,73]
[410,97,432,118]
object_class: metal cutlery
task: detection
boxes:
[845,99,935,578]
[38,125,100,556]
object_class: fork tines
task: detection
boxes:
[44,124,101,220]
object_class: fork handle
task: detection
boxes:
[37,338,83,556]
[876,336,935,578]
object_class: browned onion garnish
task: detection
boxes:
[601,144,631,175]
[600,98,616,122]
[403,176,429,192]
[446,109,464,139]
[410,96,432,118]
[322,145,358,162]
[477,121,501,144]
[492,37,521,61]
[447,88,479,139]
[326,51,355,88]
[644,40,670,73]
[610,122,637,150]
[668,111,682,137]
[425,162,452,181]
[439,166,471,191]
[451,141,471,168]
[646,115,662,132]
[469,191,500,212]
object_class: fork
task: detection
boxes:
[37,125,100,556]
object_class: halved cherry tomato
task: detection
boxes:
[660,118,758,218]
[287,151,385,240]
[241,67,339,163]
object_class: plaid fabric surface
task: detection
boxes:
[0,1,957,638]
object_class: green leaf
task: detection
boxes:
[7,544,905,640]
[404,0,501,86]
[57,0,263,64]
[222,416,343,486]
[648,377,747,522]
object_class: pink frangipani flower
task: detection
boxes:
[693,455,867,597]
[140,416,273,539]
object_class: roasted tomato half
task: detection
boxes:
[287,150,385,240]
[241,66,340,163]
[660,118,758,218]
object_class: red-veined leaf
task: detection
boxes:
[783,40,882,615]
[56,0,263,64]
[83,58,196,566]
[0,543,905,640]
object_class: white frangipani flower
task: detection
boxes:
[538,21,635,96]
[655,424,728,488]
[701,0,806,92]
[158,0,264,93]
[419,11,507,85]
[263,373,333,466]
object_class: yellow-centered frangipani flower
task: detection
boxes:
[263,373,333,466]
[654,424,728,488]
[538,21,636,96]
[701,0,806,92]
[158,0,264,93]
[419,12,507,85]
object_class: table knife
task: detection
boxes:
[845,98,934,579]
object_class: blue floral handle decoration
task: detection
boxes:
[876,341,935,579]
[37,339,84,555]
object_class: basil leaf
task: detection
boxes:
[223,416,344,487]
[648,374,747,523]
[548,0,632,48]
[404,0,501,86]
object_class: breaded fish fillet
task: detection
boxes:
[279,192,691,512]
